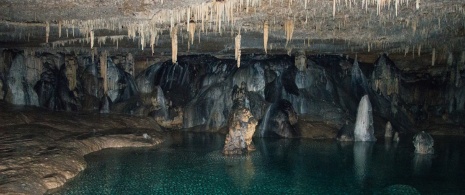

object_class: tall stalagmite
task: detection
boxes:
[354,95,376,142]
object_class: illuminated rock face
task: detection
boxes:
[413,131,434,154]
[354,95,376,142]
[223,107,257,155]
[5,54,39,106]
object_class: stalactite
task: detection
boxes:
[171,25,178,64]
[58,20,62,38]
[45,21,50,43]
[90,30,94,49]
[285,19,294,47]
[264,20,269,54]
[150,28,157,55]
[189,21,196,46]
[235,33,241,68]
[333,0,336,18]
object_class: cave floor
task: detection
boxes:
[0,102,165,194]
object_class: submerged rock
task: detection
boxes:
[413,131,434,154]
[354,95,376,141]
[223,107,258,155]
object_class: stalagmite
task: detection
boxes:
[385,121,393,137]
[264,21,268,54]
[354,95,376,142]
[235,33,241,68]
[171,25,178,64]
[45,21,50,43]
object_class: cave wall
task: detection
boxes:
[0,49,463,135]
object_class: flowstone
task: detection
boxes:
[413,131,434,154]
[354,95,376,141]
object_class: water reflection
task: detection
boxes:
[413,154,432,176]
[225,155,255,191]
[353,142,374,187]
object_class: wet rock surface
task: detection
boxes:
[0,51,464,139]
[0,103,164,195]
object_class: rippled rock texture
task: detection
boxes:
[0,103,164,195]
[1,50,464,138]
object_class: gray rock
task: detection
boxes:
[413,131,434,154]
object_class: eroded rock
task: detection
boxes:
[223,107,258,155]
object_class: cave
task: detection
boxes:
[1,0,465,194]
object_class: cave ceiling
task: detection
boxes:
[0,0,464,63]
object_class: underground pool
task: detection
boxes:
[51,132,465,194]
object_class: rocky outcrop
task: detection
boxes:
[413,131,434,154]
[223,107,258,155]
[223,83,257,155]
[0,103,164,195]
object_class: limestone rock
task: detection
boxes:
[258,99,300,138]
[413,131,434,154]
[223,107,257,155]
[354,95,376,142]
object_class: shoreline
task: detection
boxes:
[0,103,165,195]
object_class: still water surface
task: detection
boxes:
[54,133,465,194]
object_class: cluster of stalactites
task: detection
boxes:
[39,0,437,63]
[372,55,399,97]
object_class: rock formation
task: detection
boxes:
[354,95,376,142]
[258,99,299,138]
[223,107,257,155]
[413,131,434,154]
[385,121,394,138]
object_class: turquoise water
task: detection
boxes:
[53,133,465,194]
